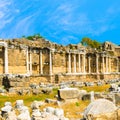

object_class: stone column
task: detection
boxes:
[68,53,71,73]
[109,57,111,73]
[102,55,105,73]
[29,50,32,75]
[4,46,8,74]
[116,58,119,72]
[73,53,76,73]
[107,57,109,73]
[111,57,113,73]
[39,50,43,74]
[88,56,91,73]
[83,54,86,73]
[106,56,108,73]
[108,56,111,73]
[96,54,99,73]
[49,51,52,75]
[78,54,81,73]
[26,47,29,74]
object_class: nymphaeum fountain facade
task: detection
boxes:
[0,39,119,83]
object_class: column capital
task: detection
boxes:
[88,55,91,58]
[96,54,99,57]
[4,46,8,49]
[101,53,105,57]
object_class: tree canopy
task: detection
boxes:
[22,33,43,40]
[81,37,101,49]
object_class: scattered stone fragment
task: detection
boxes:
[32,109,41,119]
[1,102,16,119]
[84,99,118,120]
[54,108,64,117]
[17,106,31,120]
[15,100,24,110]
[31,100,44,109]
[44,107,55,114]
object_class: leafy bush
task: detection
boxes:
[22,33,43,40]
[81,37,102,49]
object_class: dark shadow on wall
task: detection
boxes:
[2,76,10,91]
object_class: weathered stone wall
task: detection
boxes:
[53,52,67,74]
[29,75,54,84]
[42,48,49,74]
[0,39,119,87]
[8,48,26,74]
[115,48,120,56]
[31,49,40,75]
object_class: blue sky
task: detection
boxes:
[0,0,120,45]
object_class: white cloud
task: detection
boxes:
[0,0,13,29]
[0,12,4,19]
[57,4,73,14]
[0,17,14,29]
[15,9,20,13]
[11,15,33,36]
[49,1,120,38]
[0,0,11,8]
[46,3,75,25]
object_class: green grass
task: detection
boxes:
[0,85,109,107]
[75,102,80,106]
[62,100,90,119]
[79,84,110,92]
[0,89,58,108]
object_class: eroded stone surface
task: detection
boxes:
[84,99,118,120]
[58,88,80,100]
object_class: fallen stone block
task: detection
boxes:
[58,88,80,100]
[84,99,118,120]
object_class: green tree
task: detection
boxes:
[22,33,43,40]
[81,37,101,49]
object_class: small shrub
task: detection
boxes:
[75,102,80,106]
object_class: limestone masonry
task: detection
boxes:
[0,38,120,86]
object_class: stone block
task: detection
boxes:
[78,90,87,100]
[15,100,24,109]
[58,88,79,100]
[31,101,44,109]
[54,108,64,117]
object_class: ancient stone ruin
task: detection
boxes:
[83,99,120,120]
[0,38,119,89]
